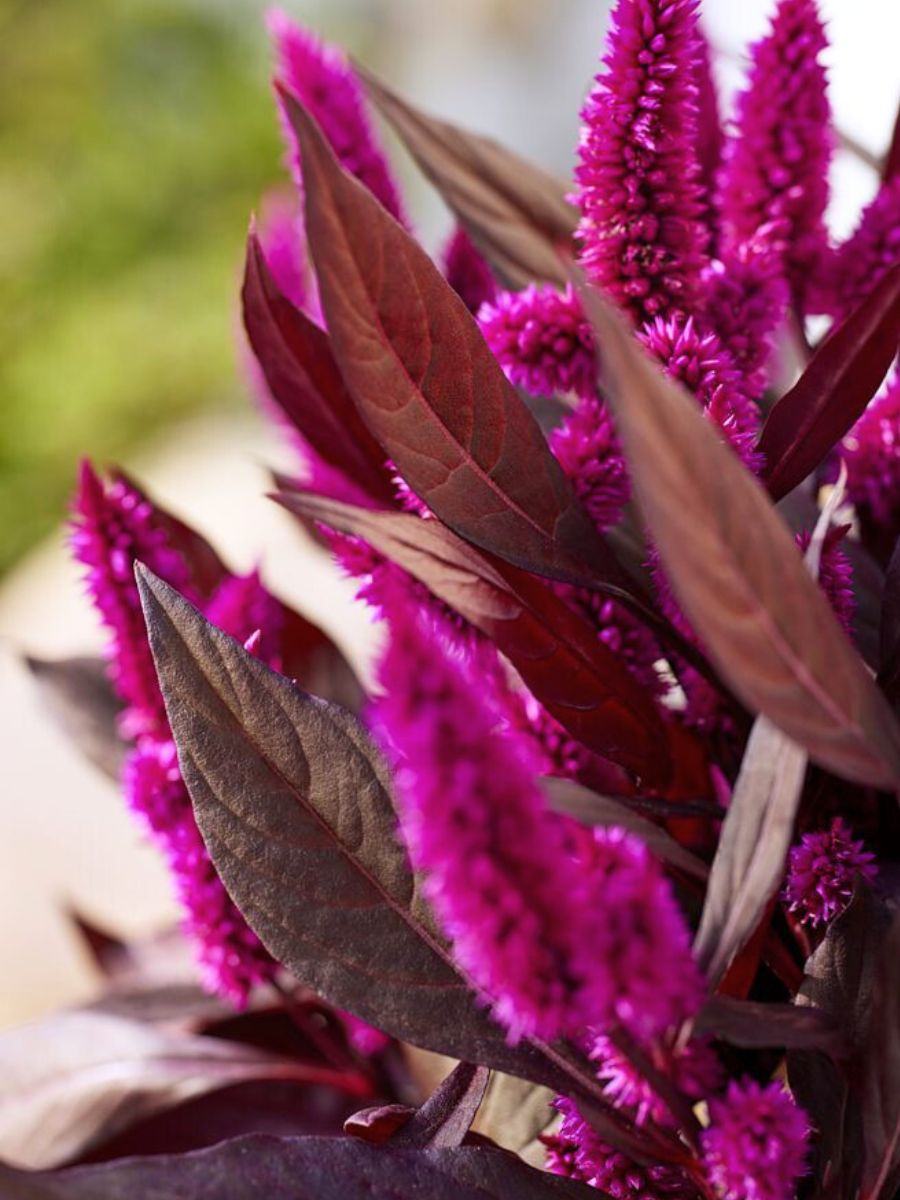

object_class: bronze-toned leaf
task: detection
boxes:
[391,1062,489,1149]
[136,566,667,1162]
[580,283,900,789]
[285,93,634,596]
[24,656,123,782]
[694,996,843,1054]
[359,69,577,290]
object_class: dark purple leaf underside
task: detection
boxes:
[2,1137,598,1200]
[24,655,123,782]
[760,265,900,501]
[581,284,900,789]
[284,92,633,596]
[242,233,396,506]
[274,490,669,783]
[358,68,578,290]
[136,567,664,1162]
[878,537,900,704]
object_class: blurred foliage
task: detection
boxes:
[0,0,283,573]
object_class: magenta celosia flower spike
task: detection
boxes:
[70,461,195,739]
[375,594,702,1044]
[575,0,708,326]
[549,1098,698,1196]
[550,397,630,533]
[827,176,900,322]
[717,0,831,315]
[639,314,762,469]
[442,226,497,314]
[785,816,877,927]
[795,527,855,636]
[701,1079,809,1200]
[124,739,275,1005]
[478,284,599,401]
[268,8,409,227]
[702,233,789,399]
[71,463,279,1005]
[256,188,314,315]
[693,25,724,219]
[841,368,900,533]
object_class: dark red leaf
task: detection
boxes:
[358,68,578,290]
[284,92,634,596]
[242,232,396,506]
[760,265,900,501]
[581,283,900,789]
[136,567,667,1162]
[3,1136,599,1200]
[274,490,670,783]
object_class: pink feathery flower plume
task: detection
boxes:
[71,461,196,739]
[693,24,724,223]
[795,527,855,636]
[547,1098,699,1196]
[478,284,598,401]
[375,593,702,1044]
[841,368,900,532]
[702,232,789,399]
[701,1079,809,1200]
[441,226,497,314]
[575,0,708,326]
[71,465,279,1004]
[590,1034,721,1127]
[827,176,900,322]
[717,0,831,316]
[550,396,630,534]
[268,9,409,227]
[639,314,762,468]
[785,816,877,927]
[256,188,315,315]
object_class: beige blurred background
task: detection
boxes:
[1,0,898,1027]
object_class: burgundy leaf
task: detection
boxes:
[391,1063,490,1150]
[760,265,900,501]
[24,655,123,782]
[581,283,900,788]
[343,1105,414,1145]
[242,232,396,506]
[860,915,900,1200]
[274,490,670,782]
[285,93,634,596]
[136,566,667,1162]
[358,68,578,290]
[0,1011,342,1170]
[3,1136,599,1200]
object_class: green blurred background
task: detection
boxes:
[0,0,283,573]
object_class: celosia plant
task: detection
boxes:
[8,1,900,1197]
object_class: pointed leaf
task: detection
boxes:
[136,566,664,1160]
[359,68,578,290]
[392,1062,490,1149]
[694,996,843,1053]
[3,1136,599,1200]
[24,655,123,781]
[581,284,900,788]
[760,265,900,501]
[0,1012,337,1170]
[242,232,396,506]
[878,537,900,704]
[275,490,668,782]
[285,93,632,595]
[860,915,900,1200]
